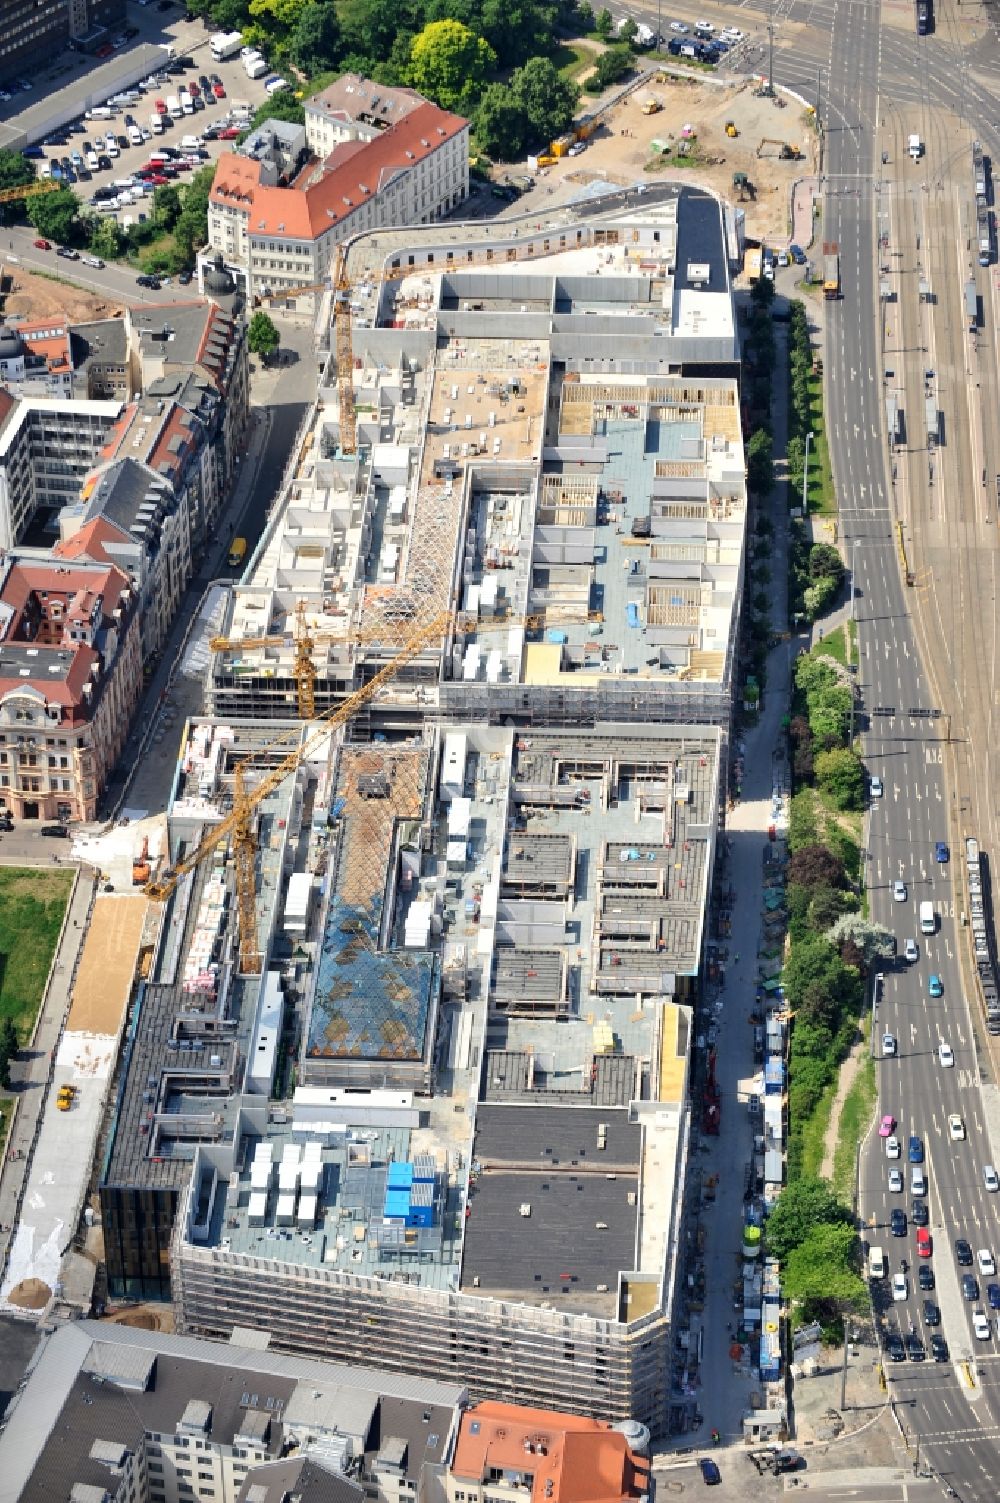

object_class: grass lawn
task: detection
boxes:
[0,868,73,1043]
[0,1095,11,1160]
[806,374,836,515]
[798,1075,838,1178]
[816,623,848,666]
[552,41,596,82]
[832,1037,876,1204]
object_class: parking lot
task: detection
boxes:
[7,4,275,232]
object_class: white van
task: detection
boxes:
[128,125,143,147]
[920,900,936,935]
[908,133,922,161]
[181,134,201,151]
[150,113,163,134]
[869,1245,886,1279]
[107,136,119,158]
[911,1167,927,1196]
[168,95,183,119]
[179,89,193,114]
[86,106,113,121]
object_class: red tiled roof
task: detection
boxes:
[451,1404,649,1503]
[17,318,72,374]
[210,101,468,241]
[53,516,132,565]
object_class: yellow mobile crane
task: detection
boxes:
[0,180,62,205]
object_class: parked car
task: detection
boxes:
[136,273,161,288]
[41,822,69,837]
[698,1459,721,1487]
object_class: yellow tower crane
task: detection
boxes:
[209,603,605,722]
[333,244,356,456]
[0,180,62,205]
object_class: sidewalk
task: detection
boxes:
[676,329,798,1446]
[0,870,96,1285]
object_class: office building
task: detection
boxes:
[0,0,124,86]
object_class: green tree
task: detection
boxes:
[409,20,497,112]
[783,1221,865,1312]
[248,310,280,358]
[765,1176,853,1261]
[587,45,632,90]
[152,184,182,231]
[576,0,594,27]
[809,541,845,585]
[173,165,215,263]
[0,1016,16,1089]
[248,0,306,36]
[291,0,342,73]
[617,15,637,42]
[826,914,895,968]
[86,214,124,261]
[788,844,846,893]
[0,148,36,217]
[249,88,306,133]
[478,0,558,67]
[510,55,578,142]
[809,685,852,744]
[814,747,864,811]
[747,428,774,495]
[474,83,527,159]
[594,5,613,34]
[339,0,413,61]
[26,186,81,245]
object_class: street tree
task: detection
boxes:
[815,747,865,811]
[788,844,846,893]
[826,914,896,969]
[765,1176,853,1261]
[248,310,280,359]
[783,1221,865,1315]
[152,185,182,231]
[746,428,774,494]
[26,186,80,245]
[0,148,35,216]
[594,6,613,34]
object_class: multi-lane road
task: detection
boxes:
[627,0,1000,1491]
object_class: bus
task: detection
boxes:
[228,536,247,569]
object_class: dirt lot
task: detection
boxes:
[0,266,121,326]
[521,72,818,244]
[66,894,147,1035]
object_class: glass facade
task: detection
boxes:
[101,1184,179,1300]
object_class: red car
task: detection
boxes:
[149,173,168,185]
[219,127,240,139]
[96,42,113,57]
[187,81,200,97]
[154,98,167,114]
[212,82,225,98]
[917,1228,933,1258]
[32,237,51,250]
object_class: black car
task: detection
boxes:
[98,154,112,170]
[918,1264,935,1290]
[884,1330,906,1362]
[0,812,13,831]
[192,94,205,110]
[912,1200,929,1227]
[56,247,80,259]
[905,1332,926,1362]
[124,24,139,37]
[698,1458,721,1486]
[177,268,193,284]
[136,274,162,289]
[92,186,116,201]
[957,1238,974,1265]
[201,127,219,141]
[177,55,195,69]
[77,166,91,180]
[923,1299,940,1325]
[40,823,69,838]
[890,1208,907,1237]
[988,1283,1000,1310]
[124,113,135,127]
[210,72,222,85]
[930,1334,949,1362]
[199,74,212,91]
[962,1274,979,1300]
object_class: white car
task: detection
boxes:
[978,1249,995,1276]
[985,1165,999,1193]
[949,1114,965,1140]
[974,1310,991,1340]
[904,938,918,962]
[892,1272,908,1302]
[939,1042,955,1068]
[669,19,688,29]
[893,879,907,901]
[886,1135,901,1160]
[722,25,743,38]
[882,1033,897,1057]
[888,1168,903,1193]
[695,18,715,30]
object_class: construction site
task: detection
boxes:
[95,188,746,1436]
[206,187,747,732]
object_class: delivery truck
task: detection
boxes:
[210,29,243,60]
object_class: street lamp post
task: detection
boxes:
[802,430,814,514]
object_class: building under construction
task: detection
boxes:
[206,189,745,732]
[99,711,718,1428]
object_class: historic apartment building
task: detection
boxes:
[0,551,140,821]
[203,76,469,306]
